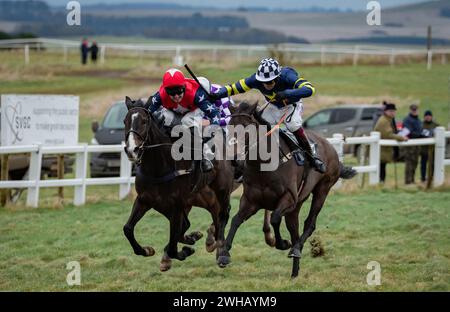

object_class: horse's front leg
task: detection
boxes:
[271,192,295,251]
[219,194,258,267]
[123,197,155,257]
[160,208,196,272]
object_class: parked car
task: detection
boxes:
[90,100,128,177]
[303,104,381,154]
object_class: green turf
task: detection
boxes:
[0,188,448,291]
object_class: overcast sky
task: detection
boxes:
[44,0,433,11]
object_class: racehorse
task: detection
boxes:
[122,96,235,271]
[219,102,357,277]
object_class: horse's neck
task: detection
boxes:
[245,128,288,170]
[140,125,174,176]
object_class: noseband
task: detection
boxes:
[125,107,172,165]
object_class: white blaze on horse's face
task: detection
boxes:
[127,113,139,160]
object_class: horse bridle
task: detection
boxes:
[125,107,172,165]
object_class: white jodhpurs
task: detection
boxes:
[260,100,304,132]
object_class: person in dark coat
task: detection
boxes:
[420,110,439,182]
[403,104,423,184]
[80,38,89,65]
[90,41,99,64]
[374,103,407,183]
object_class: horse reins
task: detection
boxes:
[126,107,192,181]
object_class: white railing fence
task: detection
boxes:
[0,127,449,207]
[1,38,449,69]
[0,143,133,208]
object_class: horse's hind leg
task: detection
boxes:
[263,210,276,247]
[285,209,301,278]
[205,223,216,252]
[160,208,196,272]
[179,207,203,245]
[296,182,331,262]
[123,197,154,257]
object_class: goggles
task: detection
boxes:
[166,86,185,96]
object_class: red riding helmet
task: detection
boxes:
[162,68,186,88]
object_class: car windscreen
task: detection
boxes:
[306,110,332,127]
[102,104,127,129]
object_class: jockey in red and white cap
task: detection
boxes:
[148,68,222,171]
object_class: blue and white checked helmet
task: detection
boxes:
[255,58,281,82]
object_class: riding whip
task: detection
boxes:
[184,64,211,96]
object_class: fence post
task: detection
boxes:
[74,144,88,206]
[433,127,445,187]
[100,45,106,65]
[369,131,380,185]
[173,46,184,66]
[332,133,344,189]
[389,49,395,67]
[1,154,10,206]
[119,143,132,200]
[427,50,433,70]
[24,44,30,65]
[26,144,42,208]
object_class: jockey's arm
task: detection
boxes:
[195,89,222,125]
[148,91,162,113]
[214,75,257,99]
[280,74,316,103]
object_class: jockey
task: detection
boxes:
[210,58,326,173]
[148,68,222,172]
[197,76,233,128]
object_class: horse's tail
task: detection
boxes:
[339,162,357,179]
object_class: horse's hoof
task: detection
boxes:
[190,231,203,241]
[143,246,155,257]
[276,240,292,251]
[217,255,231,268]
[182,246,195,258]
[264,236,276,248]
[288,248,301,258]
[205,241,216,253]
[160,257,172,272]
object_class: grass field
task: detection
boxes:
[0,187,448,291]
[1,49,449,291]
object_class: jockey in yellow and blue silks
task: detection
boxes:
[211,58,326,173]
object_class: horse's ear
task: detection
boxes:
[144,96,153,109]
[125,96,134,110]
[229,104,237,115]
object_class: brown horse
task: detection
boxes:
[219,102,357,277]
[122,96,235,271]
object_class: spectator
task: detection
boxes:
[90,41,99,64]
[420,110,439,182]
[403,104,423,184]
[374,103,407,183]
[80,38,89,65]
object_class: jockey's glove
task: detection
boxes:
[208,91,223,102]
[275,91,289,105]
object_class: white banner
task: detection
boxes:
[1,94,79,146]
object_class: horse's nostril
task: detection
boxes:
[133,147,139,154]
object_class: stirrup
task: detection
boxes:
[312,158,326,173]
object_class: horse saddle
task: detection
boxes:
[278,129,317,167]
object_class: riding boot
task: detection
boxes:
[293,128,326,173]
[189,127,213,173]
